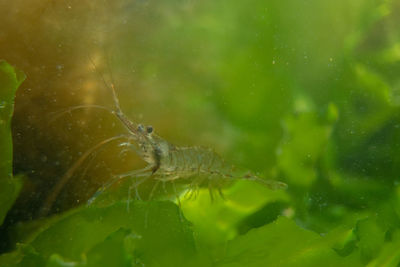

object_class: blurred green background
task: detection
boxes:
[1,0,400,266]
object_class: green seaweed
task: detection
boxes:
[218,217,361,267]
[2,0,400,266]
[1,201,204,267]
[0,60,25,225]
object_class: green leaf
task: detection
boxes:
[2,201,204,267]
[84,228,133,267]
[218,217,361,267]
[278,109,336,187]
[45,254,77,267]
[45,229,134,267]
[355,217,385,264]
[181,180,289,251]
[36,201,196,265]
[0,244,45,267]
[366,230,400,267]
[0,60,25,225]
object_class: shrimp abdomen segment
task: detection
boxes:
[159,146,232,178]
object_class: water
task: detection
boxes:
[0,1,399,266]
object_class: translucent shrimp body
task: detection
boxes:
[104,118,287,202]
[41,59,287,215]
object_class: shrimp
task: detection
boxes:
[40,57,287,215]
[88,79,287,203]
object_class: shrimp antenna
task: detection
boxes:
[46,54,119,123]
[87,55,138,135]
[47,104,115,123]
[87,55,122,114]
[104,50,121,112]
[41,55,142,216]
[39,134,130,217]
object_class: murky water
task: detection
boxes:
[1,1,400,266]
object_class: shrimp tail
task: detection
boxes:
[242,173,287,190]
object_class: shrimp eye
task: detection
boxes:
[146,125,153,134]
[137,124,145,132]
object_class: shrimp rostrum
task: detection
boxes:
[41,61,287,215]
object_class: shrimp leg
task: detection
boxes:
[87,166,154,205]
[116,164,154,179]
[127,175,150,211]
[184,175,205,200]
[148,180,160,200]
